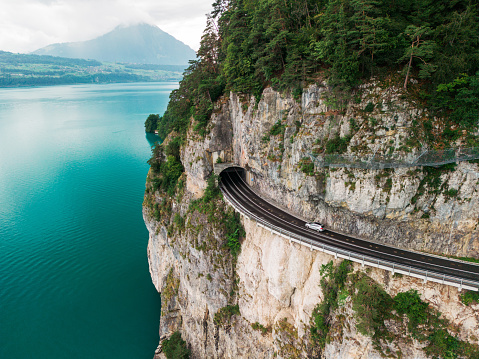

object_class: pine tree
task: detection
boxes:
[400,25,437,89]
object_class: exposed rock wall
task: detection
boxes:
[230,84,479,258]
[144,83,479,358]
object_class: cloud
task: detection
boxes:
[0,0,212,53]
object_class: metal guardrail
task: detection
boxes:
[220,182,479,292]
[309,147,479,170]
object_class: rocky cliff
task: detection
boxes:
[144,82,479,358]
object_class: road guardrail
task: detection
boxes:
[220,181,479,292]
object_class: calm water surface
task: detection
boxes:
[0,82,177,358]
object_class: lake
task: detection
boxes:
[0,82,177,358]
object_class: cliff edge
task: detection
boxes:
[144,84,479,358]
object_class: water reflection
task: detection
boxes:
[145,132,162,147]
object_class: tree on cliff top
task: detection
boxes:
[155,0,479,141]
[144,114,160,133]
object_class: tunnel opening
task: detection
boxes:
[219,166,246,182]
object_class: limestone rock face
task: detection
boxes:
[144,84,479,358]
[229,84,479,258]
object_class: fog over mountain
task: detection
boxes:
[32,23,196,65]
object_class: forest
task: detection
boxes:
[155,0,479,140]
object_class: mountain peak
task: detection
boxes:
[32,24,195,65]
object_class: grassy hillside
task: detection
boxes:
[0,51,183,87]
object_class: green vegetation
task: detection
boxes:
[349,272,479,358]
[214,304,240,326]
[308,262,479,357]
[173,213,185,232]
[153,0,479,141]
[188,175,222,216]
[299,157,315,176]
[460,290,479,306]
[269,120,286,136]
[451,256,479,264]
[325,135,351,154]
[435,72,479,127]
[352,275,393,338]
[226,229,241,258]
[251,322,271,335]
[189,174,245,257]
[162,331,190,359]
[224,211,244,258]
[310,260,352,349]
[411,163,456,205]
[364,102,375,112]
[144,114,160,133]
[162,268,180,315]
[275,318,302,358]
[147,137,184,196]
[0,51,182,87]
[394,290,430,336]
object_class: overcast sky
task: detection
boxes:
[0,0,213,53]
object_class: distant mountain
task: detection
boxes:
[32,23,196,66]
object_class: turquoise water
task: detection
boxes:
[0,83,177,358]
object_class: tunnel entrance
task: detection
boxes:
[219,166,246,182]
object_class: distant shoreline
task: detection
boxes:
[0,50,185,88]
[0,78,181,89]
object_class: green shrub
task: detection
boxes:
[147,139,185,196]
[252,322,271,335]
[269,120,286,136]
[299,157,315,176]
[352,275,393,336]
[162,331,190,359]
[413,163,456,201]
[364,102,375,112]
[347,275,479,357]
[203,174,221,202]
[325,135,351,154]
[224,210,245,258]
[226,229,241,257]
[394,290,429,335]
[214,305,240,326]
[384,178,393,192]
[460,290,479,306]
[173,213,185,231]
[188,175,245,258]
[162,268,180,312]
[424,329,460,359]
[349,118,359,132]
[445,188,458,198]
[293,87,303,102]
[310,261,352,349]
